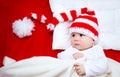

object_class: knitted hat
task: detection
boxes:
[69,7,99,43]
[46,10,78,31]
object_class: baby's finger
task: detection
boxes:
[74,63,80,66]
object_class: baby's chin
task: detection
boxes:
[73,45,87,51]
[73,45,82,50]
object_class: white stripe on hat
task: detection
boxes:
[53,13,64,22]
[65,11,73,21]
[74,18,99,32]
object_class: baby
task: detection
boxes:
[57,8,108,77]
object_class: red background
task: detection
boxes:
[0,0,120,67]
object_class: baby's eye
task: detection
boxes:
[79,34,85,37]
[71,34,75,37]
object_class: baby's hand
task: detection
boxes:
[73,52,84,60]
[74,63,85,76]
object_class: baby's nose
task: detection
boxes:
[74,36,81,41]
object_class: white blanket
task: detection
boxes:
[0,56,120,77]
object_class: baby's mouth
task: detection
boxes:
[74,44,80,46]
[74,43,80,45]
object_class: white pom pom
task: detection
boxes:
[12,17,34,38]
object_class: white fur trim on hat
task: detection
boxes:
[69,27,98,43]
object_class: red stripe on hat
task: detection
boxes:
[81,7,87,14]
[70,10,77,20]
[81,7,95,15]
[60,12,69,21]
[78,15,98,25]
[87,11,95,15]
[70,22,98,36]
[52,17,59,25]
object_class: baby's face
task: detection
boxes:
[70,32,95,51]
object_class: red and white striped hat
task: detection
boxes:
[69,7,99,43]
[46,9,78,31]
